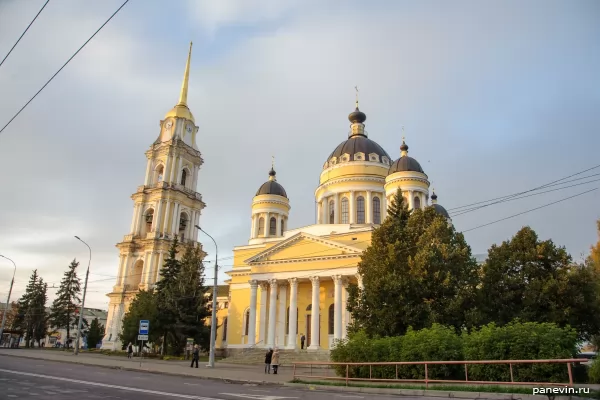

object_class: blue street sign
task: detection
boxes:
[139,320,149,335]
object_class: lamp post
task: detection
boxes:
[74,236,91,355]
[0,255,16,346]
[195,224,218,368]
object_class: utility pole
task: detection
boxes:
[0,255,16,346]
[74,236,91,355]
[196,225,218,368]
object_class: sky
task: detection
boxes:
[0,0,599,310]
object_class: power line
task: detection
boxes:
[0,0,50,69]
[0,0,130,136]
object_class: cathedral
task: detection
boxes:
[102,44,451,352]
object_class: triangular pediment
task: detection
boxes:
[244,232,362,264]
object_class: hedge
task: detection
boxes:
[330,322,583,383]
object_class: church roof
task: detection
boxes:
[255,168,287,198]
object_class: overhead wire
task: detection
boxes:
[0,0,130,136]
[0,0,50,68]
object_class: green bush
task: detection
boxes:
[590,358,600,384]
[331,321,579,384]
[463,322,578,383]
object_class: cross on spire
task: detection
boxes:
[354,86,359,108]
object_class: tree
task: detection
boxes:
[347,189,480,337]
[120,290,160,346]
[155,236,181,354]
[13,270,48,347]
[86,318,104,349]
[49,259,81,348]
[478,226,600,340]
[590,219,600,272]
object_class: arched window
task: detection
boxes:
[286,307,299,334]
[156,165,164,183]
[356,196,365,224]
[328,304,335,335]
[244,309,250,336]
[306,304,312,311]
[414,196,421,210]
[341,198,349,224]
[373,197,381,224]
[181,169,187,186]
[329,200,335,224]
[222,317,228,341]
[269,217,277,236]
[258,218,265,236]
[145,209,154,232]
[280,219,285,236]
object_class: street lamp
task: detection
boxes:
[74,236,91,355]
[195,224,218,368]
[0,255,16,346]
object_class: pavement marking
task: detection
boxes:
[0,368,222,400]
[220,394,298,399]
[334,396,364,398]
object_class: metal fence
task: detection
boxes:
[292,359,587,388]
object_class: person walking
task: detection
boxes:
[127,342,133,359]
[264,348,273,374]
[271,348,280,374]
[300,334,305,350]
[190,344,199,368]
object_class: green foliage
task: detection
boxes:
[120,290,160,345]
[155,236,181,354]
[478,226,600,340]
[86,318,104,349]
[347,189,479,337]
[463,321,578,383]
[49,259,81,348]
[331,322,578,383]
[589,358,600,384]
[14,270,48,347]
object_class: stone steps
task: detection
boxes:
[220,348,330,366]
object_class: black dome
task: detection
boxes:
[388,156,425,174]
[256,168,287,198]
[432,203,450,219]
[348,107,366,124]
[328,136,390,163]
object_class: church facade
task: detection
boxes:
[102,43,451,352]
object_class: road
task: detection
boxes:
[0,355,418,400]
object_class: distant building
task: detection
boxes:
[45,308,107,349]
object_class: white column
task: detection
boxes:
[341,277,349,339]
[137,204,146,235]
[145,252,155,285]
[267,279,278,347]
[287,278,298,349]
[382,194,388,220]
[116,255,125,285]
[276,283,287,347]
[169,155,179,183]
[155,200,165,234]
[130,204,139,234]
[162,200,171,235]
[141,252,150,286]
[349,191,355,224]
[194,211,200,241]
[265,212,271,237]
[333,275,343,341]
[308,276,320,350]
[366,191,372,224]
[144,158,152,185]
[322,199,328,224]
[119,255,130,286]
[171,203,180,234]
[258,283,268,345]
[248,280,258,346]
[317,201,322,224]
[408,190,414,210]
[250,215,256,238]
[334,193,339,224]
[275,215,281,237]
[155,251,164,282]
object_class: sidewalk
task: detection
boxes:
[0,349,288,385]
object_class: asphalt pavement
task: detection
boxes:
[0,355,418,400]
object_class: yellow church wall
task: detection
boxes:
[319,163,388,185]
[227,286,251,346]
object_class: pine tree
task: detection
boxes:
[347,189,479,337]
[14,270,48,347]
[30,278,48,346]
[86,318,104,349]
[155,236,181,354]
[49,259,81,348]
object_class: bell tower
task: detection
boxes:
[101,42,206,350]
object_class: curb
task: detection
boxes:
[0,352,284,387]
[283,382,589,400]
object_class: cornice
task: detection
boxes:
[385,175,430,187]
[251,253,361,266]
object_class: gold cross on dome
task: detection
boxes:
[354,86,359,107]
[271,155,275,169]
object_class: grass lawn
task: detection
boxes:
[292,379,600,398]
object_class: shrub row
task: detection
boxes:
[330,322,591,383]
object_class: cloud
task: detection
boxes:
[0,0,599,310]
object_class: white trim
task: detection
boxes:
[250,266,358,282]
[230,282,251,290]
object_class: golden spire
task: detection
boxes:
[354,85,359,109]
[272,155,275,170]
[177,41,193,107]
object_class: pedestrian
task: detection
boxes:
[300,333,305,350]
[127,342,133,358]
[271,348,280,374]
[264,348,273,374]
[190,344,199,368]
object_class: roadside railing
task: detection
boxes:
[292,359,588,388]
